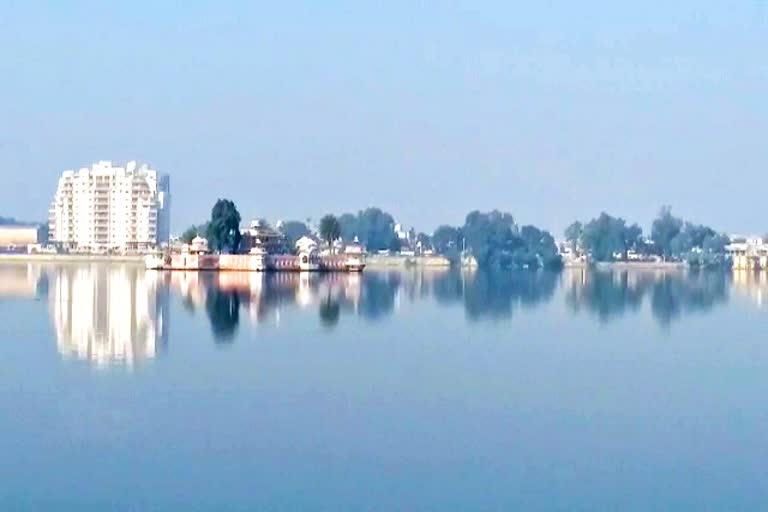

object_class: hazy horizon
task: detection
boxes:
[1,2,766,236]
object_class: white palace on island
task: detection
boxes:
[48,160,170,253]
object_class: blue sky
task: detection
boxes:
[1,1,766,235]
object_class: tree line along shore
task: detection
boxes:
[175,200,738,271]
[0,200,741,270]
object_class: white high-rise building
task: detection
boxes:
[49,160,170,253]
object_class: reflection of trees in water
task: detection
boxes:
[196,273,369,340]
[565,270,729,326]
[181,294,197,314]
[431,272,464,305]
[319,296,341,328]
[191,268,732,337]
[195,271,403,337]
[358,272,401,321]
[205,285,240,343]
[565,271,646,322]
[650,271,729,327]
[192,270,562,335]
[432,270,558,321]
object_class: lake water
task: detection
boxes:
[1,263,767,510]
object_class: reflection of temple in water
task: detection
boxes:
[170,267,565,340]
[171,271,365,328]
[50,265,169,367]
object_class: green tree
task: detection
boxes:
[432,225,462,255]
[670,222,729,265]
[206,199,242,254]
[339,208,399,251]
[416,232,432,253]
[580,212,640,261]
[624,223,643,253]
[180,225,199,244]
[564,221,583,250]
[518,225,561,268]
[651,206,683,259]
[280,220,311,250]
[319,214,341,252]
[701,234,730,265]
[462,210,520,267]
[458,210,561,269]
[431,212,560,269]
[338,213,358,241]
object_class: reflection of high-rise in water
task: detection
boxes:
[49,265,169,367]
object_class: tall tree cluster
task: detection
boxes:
[567,207,729,264]
[319,214,341,251]
[651,207,729,263]
[335,207,400,252]
[206,199,242,254]
[431,210,561,269]
[280,220,311,250]
[572,213,643,262]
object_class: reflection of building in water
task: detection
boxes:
[224,272,363,325]
[50,265,169,367]
[169,271,366,339]
[0,263,46,299]
[732,270,768,307]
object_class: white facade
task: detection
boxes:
[49,161,170,252]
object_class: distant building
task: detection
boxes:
[0,225,44,249]
[394,223,415,246]
[558,240,587,265]
[295,235,318,253]
[727,236,768,270]
[241,220,285,254]
[48,161,170,253]
[184,235,210,254]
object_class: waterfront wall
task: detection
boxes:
[593,261,688,271]
[0,253,145,264]
[365,255,451,268]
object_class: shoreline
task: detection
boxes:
[592,261,688,271]
[0,253,145,264]
[0,254,723,273]
[364,255,452,268]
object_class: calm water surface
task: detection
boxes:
[1,263,767,510]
